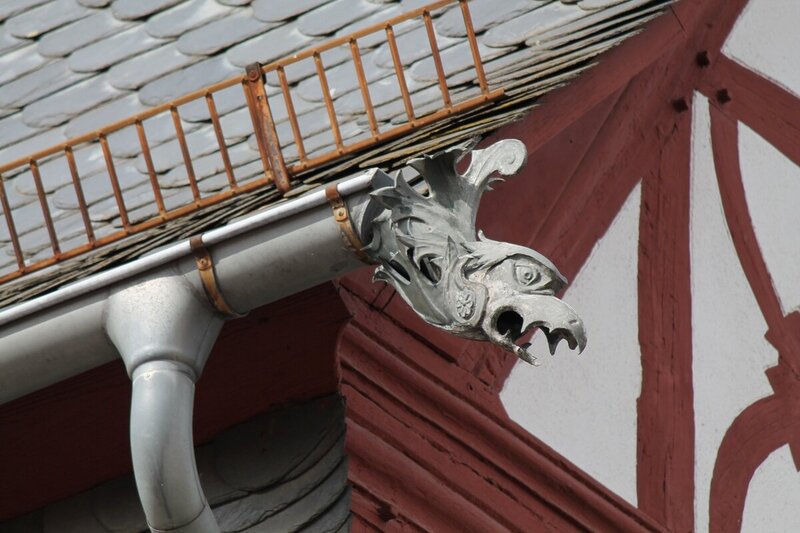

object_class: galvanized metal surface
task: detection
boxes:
[0,0,671,307]
[365,138,586,363]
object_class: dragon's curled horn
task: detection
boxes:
[362,138,586,365]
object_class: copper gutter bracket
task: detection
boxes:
[325,183,370,264]
[189,235,245,318]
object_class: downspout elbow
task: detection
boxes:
[106,273,224,533]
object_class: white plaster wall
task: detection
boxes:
[738,123,800,314]
[690,93,779,532]
[741,445,800,533]
[723,0,800,98]
[500,182,642,506]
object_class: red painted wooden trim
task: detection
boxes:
[347,417,509,532]
[702,55,800,171]
[707,101,800,530]
[636,105,695,531]
[709,105,786,345]
[708,395,800,532]
[343,380,551,531]
[338,290,665,532]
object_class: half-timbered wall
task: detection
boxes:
[497,1,800,531]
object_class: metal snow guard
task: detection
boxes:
[0,0,502,285]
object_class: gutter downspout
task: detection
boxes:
[0,171,377,532]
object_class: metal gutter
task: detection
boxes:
[0,172,373,329]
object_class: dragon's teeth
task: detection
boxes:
[547,336,559,356]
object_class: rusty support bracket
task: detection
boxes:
[245,62,291,193]
[325,183,370,264]
[189,235,244,318]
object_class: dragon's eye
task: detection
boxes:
[514,264,540,286]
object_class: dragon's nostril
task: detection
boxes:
[496,310,524,338]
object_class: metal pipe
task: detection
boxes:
[130,361,219,533]
[105,270,223,532]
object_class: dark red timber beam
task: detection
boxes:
[636,101,694,532]
[708,99,800,531]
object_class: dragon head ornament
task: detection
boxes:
[362,138,586,365]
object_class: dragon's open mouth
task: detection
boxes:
[488,302,586,365]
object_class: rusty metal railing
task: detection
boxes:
[0,0,502,285]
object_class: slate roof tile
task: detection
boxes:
[22,75,125,127]
[1,176,38,214]
[176,8,276,57]
[68,24,169,73]
[111,0,184,21]
[446,45,540,86]
[372,23,459,69]
[436,0,535,38]
[107,43,201,91]
[146,0,233,39]
[226,24,316,68]
[332,5,403,48]
[332,73,429,115]
[482,1,586,47]
[0,43,48,87]
[17,211,89,257]
[134,125,222,174]
[179,82,249,121]
[37,10,133,58]
[93,181,180,225]
[52,162,147,209]
[0,24,31,54]
[297,0,383,37]
[197,158,262,193]
[217,106,258,142]
[5,0,92,39]
[103,112,203,158]
[366,82,443,122]
[296,48,390,102]
[271,119,363,162]
[78,0,110,6]
[3,194,66,235]
[0,125,67,168]
[65,93,144,137]
[264,44,351,88]
[251,0,331,23]
[580,0,628,7]
[524,0,658,46]
[14,144,108,195]
[160,140,257,187]
[409,39,512,82]
[0,60,93,109]
[0,0,50,23]
[139,55,239,106]
[0,113,42,156]
[217,0,252,5]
